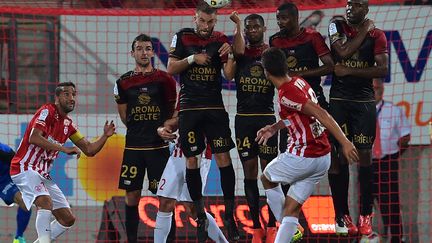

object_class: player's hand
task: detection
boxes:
[103,120,116,137]
[157,126,177,141]
[361,18,375,32]
[230,11,241,25]
[218,42,232,57]
[255,125,276,146]
[341,141,359,164]
[63,146,81,158]
[334,63,349,77]
[194,53,211,65]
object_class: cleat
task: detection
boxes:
[335,216,348,236]
[251,228,264,243]
[343,214,358,236]
[224,218,240,241]
[358,214,373,236]
[13,236,26,243]
[196,214,209,243]
[291,224,304,243]
[265,227,277,243]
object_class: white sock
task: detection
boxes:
[275,216,299,243]
[35,209,52,243]
[154,211,173,243]
[265,185,285,222]
[206,212,228,243]
[50,220,71,240]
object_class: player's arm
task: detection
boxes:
[158,110,179,141]
[230,11,245,56]
[0,146,15,164]
[255,120,286,146]
[73,121,116,157]
[330,19,374,59]
[292,53,334,78]
[117,104,127,126]
[301,100,359,162]
[29,128,80,155]
[334,52,388,78]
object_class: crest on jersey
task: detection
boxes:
[250,65,263,77]
[64,120,71,126]
[38,109,49,121]
[138,93,151,105]
[281,96,302,111]
[64,126,68,135]
[286,56,298,68]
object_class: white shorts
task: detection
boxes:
[157,155,211,202]
[263,152,330,204]
[11,170,70,211]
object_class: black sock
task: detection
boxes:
[328,173,342,219]
[125,204,139,243]
[359,165,373,215]
[339,163,350,215]
[244,179,261,228]
[167,210,176,242]
[186,168,205,215]
[219,165,236,219]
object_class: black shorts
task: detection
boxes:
[118,147,170,194]
[178,109,235,157]
[235,115,278,162]
[329,99,376,149]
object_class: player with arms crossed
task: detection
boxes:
[225,12,278,243]
[167,1,238,241]
[114,34,177,243]
[10,82,116,243]
[270,2,334,152]
[0,142,31,243]
[154,110,228,243]
[256,47,359,243]
[327,0,388,236]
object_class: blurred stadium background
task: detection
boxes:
[0,0,431,242]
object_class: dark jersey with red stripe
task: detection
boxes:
[234,43,275,114]
[114,69,177,149]
[169,28,229,110]
[269,28,330,93]
[328,19,388,101]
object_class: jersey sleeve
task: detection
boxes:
[69,121,85,143]
[279,82,309,112]
[163,74,178,105]
[328,20,346,45]
[169,32,185,59]
[114,79,128,104]
[32,105,54,133]
[373,29,388,55]
[0,143,15,164]
[312,31,330,57]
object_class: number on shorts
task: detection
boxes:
[236,137,251,150]
[188,131,196,144]
[341,123,349,136]
[159,178,166,190]
[121,165,138,179]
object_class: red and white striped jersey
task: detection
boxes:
[10,104,84,178]
[278,77,331,158]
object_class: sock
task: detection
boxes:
[244,179,261,228]
[339,164,350,215]
[186,168,205,215]
[154,211,173,243]
[206,212,228,243]
[275,216,299,243]
[35,209,52,243]
[328,173,342,218]
[16,207,31,238]
[125,204,139,243]
[50,220,71,240]
[166,211,176,242]
[219,165,235,219]
[265,185,285,222]
[359,165,373,215]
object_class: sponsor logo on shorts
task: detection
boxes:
[191,146,197,152]
[241,152,249,157]
[124,180,131,185]
[2,182,13,194]
[149,179,159,191]
[35,185,43,192]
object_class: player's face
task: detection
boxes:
[276,10,297,33]
[131,41,154,68]
[244,19,266,45]
[373,79,384,102]
[57,86,76,113]
[346,0,368,25]
[194,11,217,38]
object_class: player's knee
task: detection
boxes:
[34,195,53,210]
[214,152,232,167]
[158,197,176,212]
[62,214,76,227]
[358,149,372,166]
[260,174,272,189]
[125,190,141,206]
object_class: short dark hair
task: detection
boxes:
[55,82,76,96]
[244,14,265,26]
[277,3,298,19]
[196,1,217,15]
[131,34,152,51]
[262,47,288,77]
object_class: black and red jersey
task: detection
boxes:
[234,43,274,115]
[328,19,388,101]
[114,69,177,149]
[269,28,330,93]
[169,28,229,110]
